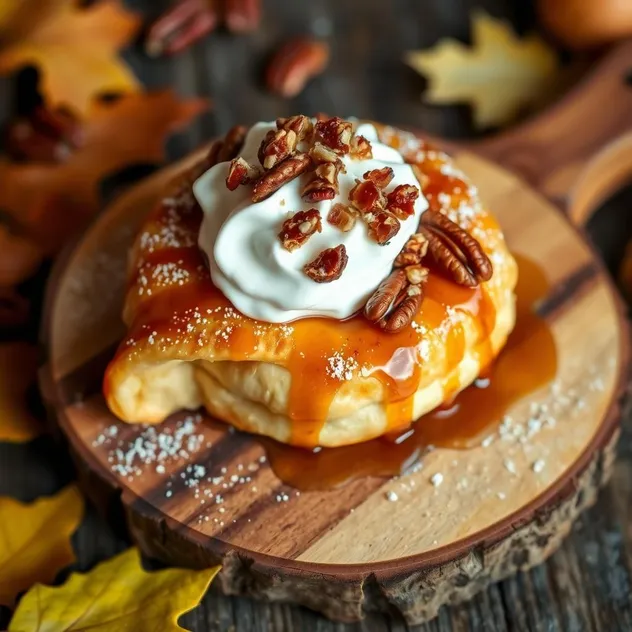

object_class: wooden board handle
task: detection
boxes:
[470,41,632,227]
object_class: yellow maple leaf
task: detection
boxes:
[405,12,559,129]
[9,548,220,632]
[0,343,43,443]
[0,486,84,606]
[0,0,141,115]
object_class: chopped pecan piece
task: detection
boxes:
[252,152,312,202]
[217,125,248,162]
[350,134,373,160]
[309,141,340,165]
[386,184,420,220]
[206,138,224,167]
[327,203,356,232]
[421,211,492,286]
[314,116,352,155]
[277,115,313,141]
[258,129,298,169]
[405,264,429,285]
[348,179,386,214]
[302,161,342,202]
[394,233,429,267]
[364,167,394,189]
[366,210,400,244]
[226,157,260,190]
[304,244,348,283]
[278,208,322,251]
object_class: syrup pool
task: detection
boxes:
[262,254,557,490]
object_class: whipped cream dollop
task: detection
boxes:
[194,120,428,323]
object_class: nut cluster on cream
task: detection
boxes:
[194,116,428,323]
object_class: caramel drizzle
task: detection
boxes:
[113,126,501,448]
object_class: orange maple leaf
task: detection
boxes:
[0,90,209,253]
[0,0,141,115]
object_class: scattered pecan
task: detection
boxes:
[224,0,262,33]
[302,161,342,202]
[364,269,407,323]
[4,106,83,163]
[350,134,373,160]
[217,125,247,162]
[421,211,492,286]
[278,208,322,251]
[276,115,313,141]
[380,285,423,333]
[309,141,339,165]
[394,233,429,267]
[386,184,420,220]
[314,116,353,155]
[145,0,219,57]
[252,152,311,202]
[258,129,298,169]
[266,37,330,98]
[327,203,356,232]
[304,244,348,283]
[226,157,259,190]
[348,179,386,214]
[366,210,400,245]
[364,167,394,189]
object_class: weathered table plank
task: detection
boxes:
[1,0,632,630]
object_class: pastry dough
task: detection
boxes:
[104,123,518,448]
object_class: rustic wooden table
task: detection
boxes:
[2,0,632,630]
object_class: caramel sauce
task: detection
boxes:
[263,254,557,490]
[108,129,555,491]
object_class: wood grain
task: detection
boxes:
[40,139,628,622]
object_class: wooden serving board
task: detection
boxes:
[40,43,632,624]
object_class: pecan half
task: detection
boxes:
[386,184,420,220]
[278,208,322,251]
[252,152,311,202]
[348,179,386,214]
[350,134,373,160]
[380,285,423,333]
[314,117,353,155]
[266,37,329,98]
[364,269,407,323]
[226,157,259,190]
[217,125,247,162]
[421,211,492,286]
[309,141,340,164]
[225,0,262,33]
[259,129,298,169]
[304,244,348,283]
[366,210,400,245]
[145,0,219,57]
[327,203,356,232]
[394,233,429,267]
[277,115,313,141]
[302,161,342,202]
[364,167,394,189]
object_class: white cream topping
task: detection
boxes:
[194,121,428,323]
